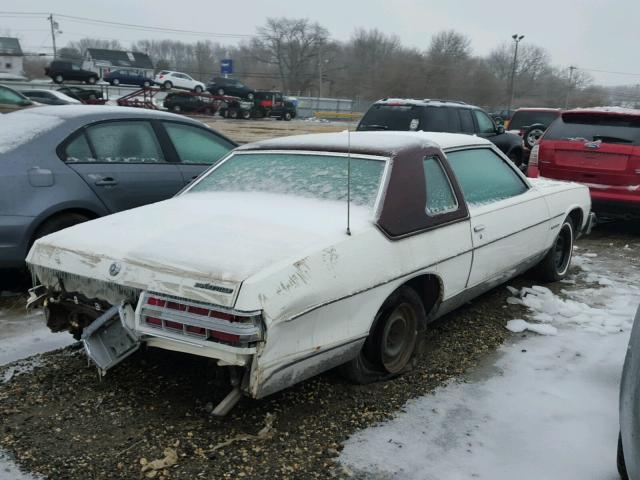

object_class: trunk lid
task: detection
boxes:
[539,110,640,189]
[27,191,371,307]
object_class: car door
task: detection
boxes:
[159,121,236,185]
[61,120,184,213]
[446,147,551,287]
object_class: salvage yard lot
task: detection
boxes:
[0,222,637,480]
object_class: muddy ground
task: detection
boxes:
[1,223,637,480]
[197,117,357,144]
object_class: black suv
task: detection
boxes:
[163,92,216,114]
[358,99,524,166]
[207,77,255,100]
[45,60,99,84]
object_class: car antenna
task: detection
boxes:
[346,129,352,236]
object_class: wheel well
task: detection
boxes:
[567,208,583,234]
[31,208,99,244]
[404,274,442,321]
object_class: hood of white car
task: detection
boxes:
[27,191,373,307]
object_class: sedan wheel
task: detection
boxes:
[143,81,151,88]
[339,286,425,383]
[194,85,203,93]
[54,75,63,84]
[534,218,574,282]
[112,78,120,86]
[163,81,173,90]
[217,88,225,96]
[87,76,97,85]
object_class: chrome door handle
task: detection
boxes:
[474,225,486,233]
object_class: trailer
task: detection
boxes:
[118,87,241,116]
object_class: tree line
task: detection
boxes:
[25,17,611,109]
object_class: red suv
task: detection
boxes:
[527,107,640,219]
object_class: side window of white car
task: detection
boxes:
[423,156,458,215]
[446,148,527,206]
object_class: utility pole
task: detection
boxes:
[48,14,58,58]
[507,34,524,116]
[565,66,576,109]
[318,45,323,100]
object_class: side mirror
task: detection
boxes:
[496,124,505,135]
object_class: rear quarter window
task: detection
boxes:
[545,113,640,146]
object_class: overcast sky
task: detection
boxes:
[4,0,639,86]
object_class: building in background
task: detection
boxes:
[0,37,25,80]
[84,48,154,78]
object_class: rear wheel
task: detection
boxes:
[143,80,151,88]
[194,85,203,93]
[247,92,254,100]
[32,213,91,247]
[618,433,628,480]
[54,74,63,84]
[339,286,425,384]
[283,111,292,121]
[112,78,120,86]
[524,124,545,149]
[217,88,225,96]
[163,81,173,90]
[87,76,97,85]
[229,109,239,119]
[534,218,574,282]
[172,105,181,112]
[241,109,251,120]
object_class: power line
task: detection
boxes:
[576,66,640,78]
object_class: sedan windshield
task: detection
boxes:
[188,152,386,208]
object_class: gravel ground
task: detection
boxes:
[0,222,636,479]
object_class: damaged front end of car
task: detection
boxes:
[27,268,266,416]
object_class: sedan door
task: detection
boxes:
[159,121,236,185]
[62,120,184,213]
[446,147,551,287]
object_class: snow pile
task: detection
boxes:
[506,319,557,335]
[506,275,638,335]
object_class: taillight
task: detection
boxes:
[141,294,262,347]
[529,144,539,166]
[527,144,540,178]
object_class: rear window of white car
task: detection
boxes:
[188,152,386,208]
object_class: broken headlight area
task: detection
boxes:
[29,286,114,340]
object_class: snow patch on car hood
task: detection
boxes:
[27,191,373,306]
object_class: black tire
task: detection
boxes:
[339,286,426,384]
[163,81,173,90]
[247,92,254,100]
[143,80,151,88]
[283,111,292,121]
[524,124,546,149]
[618,433,629,479]
[32,213,90,246]
[112,78,120,86]
[229,109,239,119]
[534,218,574,282]
[194,85,203,93]
[241,109,251,120]
[217,88,225,96]
[173,105,181,112]
[87,76,97,85]
[54,74,63,84]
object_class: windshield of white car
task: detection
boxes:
[188,152,386,208]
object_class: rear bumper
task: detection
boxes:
[590,190,640,218]
[0,215,34,268]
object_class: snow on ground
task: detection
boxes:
[340,248,639,480]
[0,295,74,480]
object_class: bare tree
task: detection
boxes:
[251,18,329,93]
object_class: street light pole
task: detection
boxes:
[564,65,576,109]
[507,34,524,116]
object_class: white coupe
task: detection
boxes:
[26,132,593,415]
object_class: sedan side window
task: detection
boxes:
[473,110,496,134]
[85,121,165,163]
[447,148,527,206]
[64,133,93,162]
[164,122,232,164]
[423,156,458,215]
